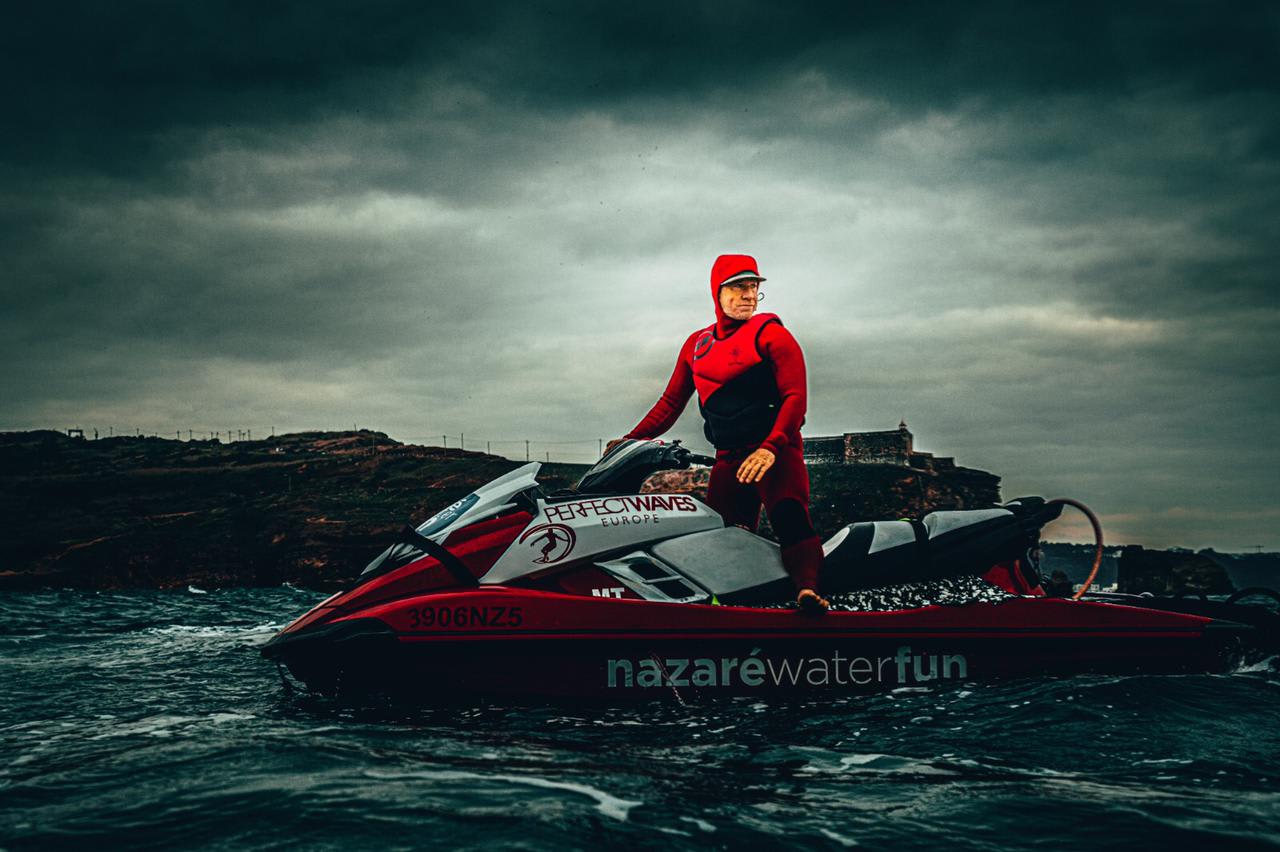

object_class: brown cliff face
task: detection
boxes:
[2,431,1002,590]
[0,431,583,591]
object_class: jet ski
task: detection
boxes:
[261,439,1276,699]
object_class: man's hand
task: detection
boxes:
[736,448,776,483]
[604,438,625,456]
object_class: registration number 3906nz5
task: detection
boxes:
[406,606,523,629]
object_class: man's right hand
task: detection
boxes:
[604,438,625,456]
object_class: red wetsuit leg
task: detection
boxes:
[758,442,823,592]
[759,443,811,506]
[706,448,762,531]
[709,444,822,592]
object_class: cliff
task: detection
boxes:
[0,430,585,591]
[0,430,1005,591]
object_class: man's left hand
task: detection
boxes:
[736,448,776,483]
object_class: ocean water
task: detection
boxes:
[3,588,1280,851]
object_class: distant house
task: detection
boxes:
[803,421,958,473]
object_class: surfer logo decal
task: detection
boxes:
[692,331,714,360]
[518,523,577,564]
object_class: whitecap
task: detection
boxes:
[90,714,200,740]
[0,634,48,643]
[819,827,860,847]
[363,768,642,821]
[145,622,282,640]
[486,775,641,822]
[1233,655,1278,674]
[797,752,964,779]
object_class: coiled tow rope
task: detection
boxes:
[1045,498,1104,601]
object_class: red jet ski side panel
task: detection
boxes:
[266,589,1244,699]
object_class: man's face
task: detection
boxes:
[719,280,760,321]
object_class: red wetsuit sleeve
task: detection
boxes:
[625,333,697,440]
[757,322,808,455]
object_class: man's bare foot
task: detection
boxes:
[796,588,829,614]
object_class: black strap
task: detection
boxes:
[400,525,479,588]
[908,519,931,572]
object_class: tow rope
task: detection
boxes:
[1045,498,1104,600]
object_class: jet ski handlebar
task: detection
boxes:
[575,439,714,495]
[670,445,716,467]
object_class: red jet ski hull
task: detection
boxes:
[261,589,1248,699]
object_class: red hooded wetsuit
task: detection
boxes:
[624,255,823,591]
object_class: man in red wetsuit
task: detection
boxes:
[618,254,828,612]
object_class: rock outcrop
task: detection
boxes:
[1,429,1003,590]
[0,430,583,590]
[1117,545,1235,595]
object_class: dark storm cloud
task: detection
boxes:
[6,2,1277,174]
[2,1,1278,548]
[1,1,487,177]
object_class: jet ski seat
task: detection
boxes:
[642,499,1062,605]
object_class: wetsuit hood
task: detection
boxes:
[710,254,766,336]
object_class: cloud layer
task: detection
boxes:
[3,2,1278,549]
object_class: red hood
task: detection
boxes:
[710,253,763,336]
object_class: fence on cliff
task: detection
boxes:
[45,425,643,465]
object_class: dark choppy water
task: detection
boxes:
[3,588,1280,851]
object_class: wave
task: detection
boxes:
[363,768,643,822]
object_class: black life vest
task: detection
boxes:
[690,313,783,450]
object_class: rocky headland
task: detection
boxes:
[1116,545,1236,595]
[0,430,585,590]
[1,429,1001,590]
[1,430,1270,593]
[1039,542,1275,594]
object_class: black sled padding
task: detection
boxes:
[820,498,1063,593]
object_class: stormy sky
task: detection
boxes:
[2,2,1277,549]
